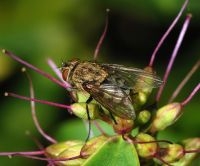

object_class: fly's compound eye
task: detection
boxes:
[61,59,79,82]
[61,67,70,81]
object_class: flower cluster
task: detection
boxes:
[0,0,199,165]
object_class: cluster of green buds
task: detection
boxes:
[0,0,199,165]
[134,133,200,165]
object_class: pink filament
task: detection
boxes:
[156,14,192,102]
[149,0,189,67]
[5,92,71,110]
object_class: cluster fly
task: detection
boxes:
[61,60,163,120]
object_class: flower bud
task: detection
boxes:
[74,91,90,103]
[137,110,151,125]
[159,144,184,163]
[172,138,200,165]
[81,135,108,157]
[46,140,85,166]
[46,140,83,157]
[132,67,157,110]
[112,116,134,134]
[182,137,200,149]
[135,133,157,158]
[150,102,182,133]
[70,103,100,120]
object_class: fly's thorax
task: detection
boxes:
[71,61,108,90]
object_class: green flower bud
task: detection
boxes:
[150,102,182,133]
[172,138,200,165]
[46,140,85,166]
[131,92,148,111]
[112,116,134,134]
[160,144,184,163]
[81,135,108,157]
[137,110,151,125]
[75,91,90,103]
[70,102,100,120]
[58,144,85,166]
[135,133,157,158]
[46,140,83,158]
[182,137,200,149]
[132,67,156,110]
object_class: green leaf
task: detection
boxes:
[83,136,140,166]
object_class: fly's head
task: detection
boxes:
[61,59,79,83]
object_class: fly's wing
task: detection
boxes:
[102,64,163,90]
[83,83,136,120]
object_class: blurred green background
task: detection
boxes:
[0,0,199,165]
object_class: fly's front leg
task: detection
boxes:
[85,96,93,142]
[108,111,117,125]
[86,96,93,121]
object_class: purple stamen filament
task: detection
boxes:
[181,83,200,106]
[22,68,57,144]
[156,14,192,102]
[47,58,71,88]
[0,151,86,163]
[2,50,68,89]
[4,92,71,110]
[168,60,200,103]
[0,151,44,157]
[149,0,189,67]
[184,149,200,153]
[93,9,109,61]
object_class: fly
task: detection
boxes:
[61,60,163,120]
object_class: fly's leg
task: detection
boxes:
[108,111,117,125]
[85,95,93,142]
[79,96,93,157]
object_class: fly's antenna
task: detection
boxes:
[93,9,110,61]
